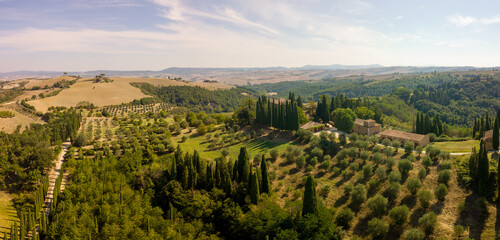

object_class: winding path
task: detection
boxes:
[43,141,70,217]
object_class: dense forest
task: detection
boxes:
[132,83,252,113]
[247,73,500,128]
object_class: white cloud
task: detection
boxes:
[481,15,500,24]
[447,13,476,27]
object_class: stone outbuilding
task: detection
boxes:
[353,118,381,136]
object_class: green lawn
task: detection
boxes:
[172,130,296,160]
[0,191,18,232]
[433,140,479,153]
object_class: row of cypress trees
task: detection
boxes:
[165,146,271,205]
[415,112,444,136]
[255,94,300,131]
[472,112,496,139]
[469,140,496,197]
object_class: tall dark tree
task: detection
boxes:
[302,176,318,216]
[261,155,270,194]
[249,171,259,204]
[237,147,250,183]
[477,140,490,195]
[493,117,499,151]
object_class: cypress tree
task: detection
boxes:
[477,140,490,195]
[302,175,318,216]
[206,163,213,190]
[297,95,303,108]
[469,147,478,189]
[261,155,270,194]
[170,158,177,181]
[473,118,477,139]
[237,147,250,183]
[493,117,499,151]
[250,171,259,204]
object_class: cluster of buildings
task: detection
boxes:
[301,118,430,147]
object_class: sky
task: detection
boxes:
[0,0,500,71]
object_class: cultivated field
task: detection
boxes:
[0,107,43,133]
[28,77,232,112]
[0,191,18,232]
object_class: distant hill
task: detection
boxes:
[0,65,496,85]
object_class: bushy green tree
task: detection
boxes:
[335,207,355,229]
[418,212,437,235]
[331,108,357,132]
[302,176,318,216]
[403,228,425,240]
[367,217,389,238]
[389,205,409,225]
[434,184,448,201]
[351,184,367,206]
[417,190,433,209]
[406,178,422,195]
[367,195,388,216]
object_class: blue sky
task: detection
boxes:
[0,0,500,71]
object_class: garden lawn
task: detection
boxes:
[433,140,479,153]
[172,130,296,160]
[0,191,18,231]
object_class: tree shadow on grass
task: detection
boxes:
[384,225,404,240]
[400,195,417,210]
[314,171,327,179]
[430,201,445,215]
[409,208,426,226]
[454,194,489,240]
[334,195,349,208]
[352,214,371,237]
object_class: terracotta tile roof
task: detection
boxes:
[300,121,324,129]
[354,118,364,125]
[379,129,427,142]
[483,130,493,139]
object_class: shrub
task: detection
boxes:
[339,159,349,169]
[417,190,433,209]
[368,178,380,193]
[295,155,306,169]
[386,182,401,201]
[270,149,279,160]
[418,168,427,179]
[404,141,414,155]
[375,166,387,180]
[422,156,432,168]
[367,195,388,216]
[308,156,318,166]
[458,200,466,215]
[296,129,313,143]
[388,171,401,183]
[403,228,425,240]
[335,207,355,229]
[372,145,382,153]
[321,160,330,170]
[342,169,350,179]
[344,182,354,196]
[351,184,367,206]
[382,138,391,147]
[406,178,422,195]
[305,165,314,172]
[360,151,370,161]
[372,153,384,164]
[418,212,437,235]
[310,147,324,160]
[386,157,395,170]
[438,170,451,185]
[389,205,409,225]
[440,160,452,170]
[398,159,413,175]
[367,217,389,238]
[454,225,465,239]
[434,184,448,201]
[350,162,359,171]
[363,164,373,178]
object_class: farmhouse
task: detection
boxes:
[300,121,325,132]
[353,118,381,136]
[378,129,429,147]
[482,130,493,150]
